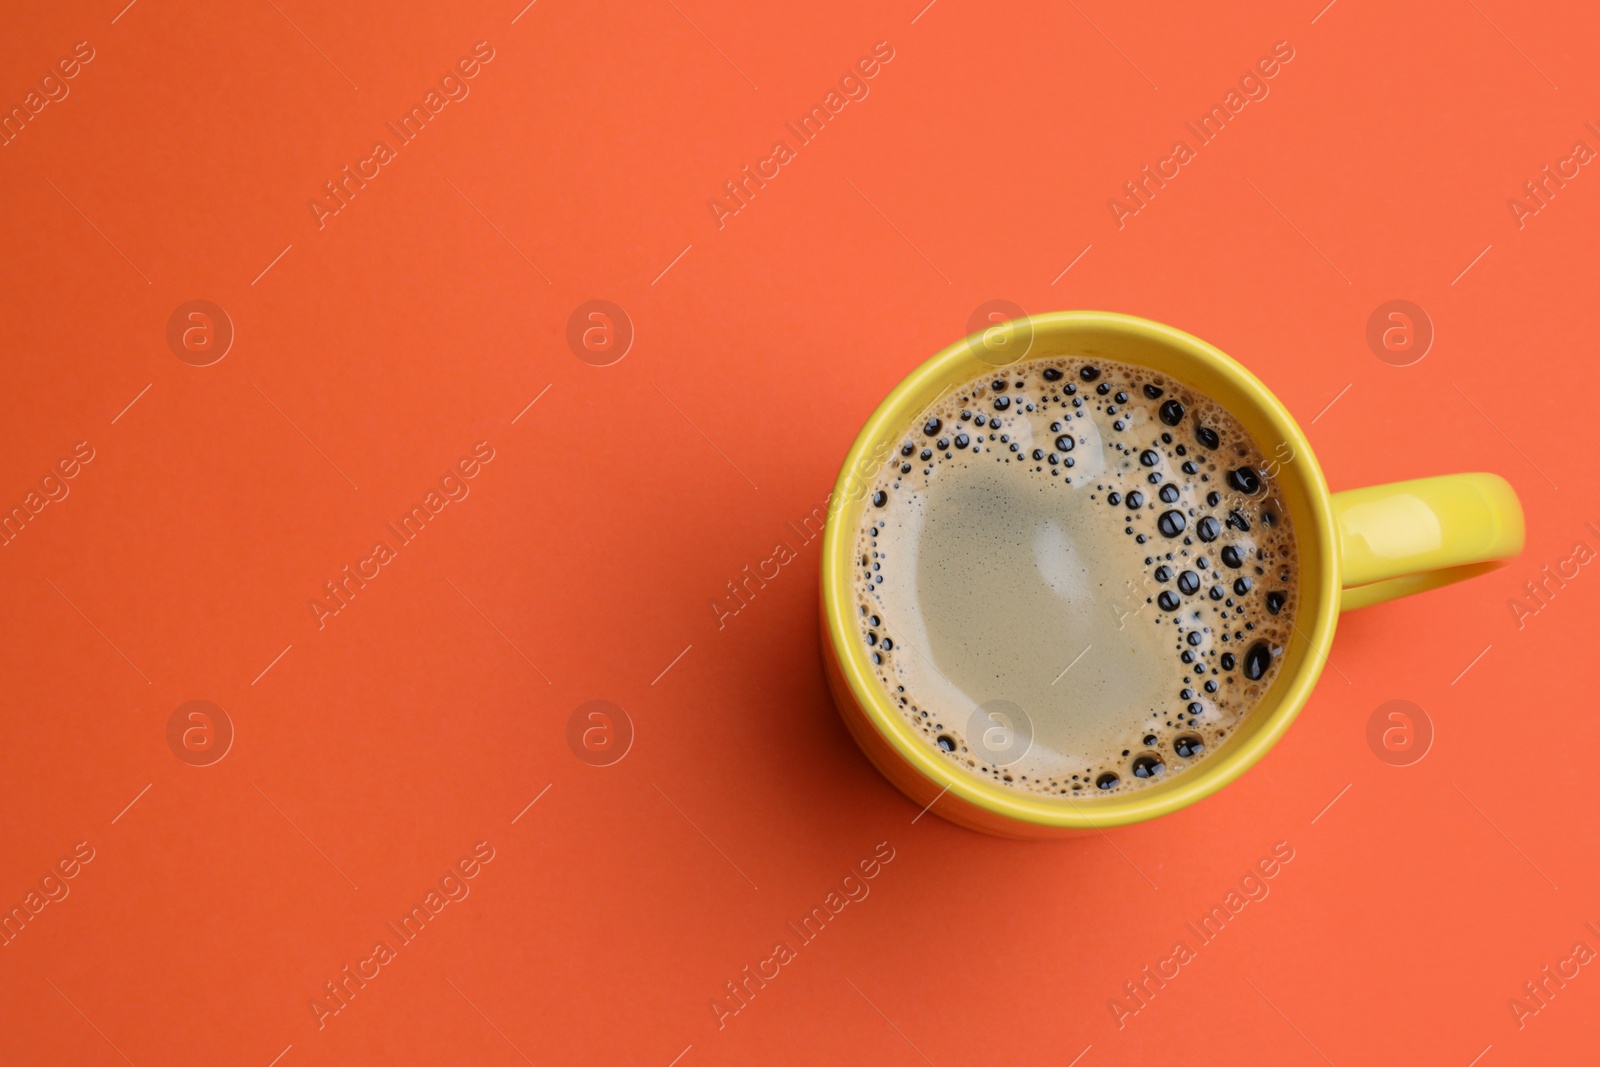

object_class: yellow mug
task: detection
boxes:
[819,311,1525,838]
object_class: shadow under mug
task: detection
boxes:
[819,311,1525,838]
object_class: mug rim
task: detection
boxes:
[820,310,1342,829]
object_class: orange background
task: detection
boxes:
[1,1,1595,1064]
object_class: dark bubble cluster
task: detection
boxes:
[853,356,1300,799]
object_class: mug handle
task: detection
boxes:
[1333,473,1525,611]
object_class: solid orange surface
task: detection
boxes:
[1,2,1596,1064]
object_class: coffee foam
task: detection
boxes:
[853,356,1299,797]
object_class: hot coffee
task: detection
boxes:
[851,356,1299,796]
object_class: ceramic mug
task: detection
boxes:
[819,311,1525,838]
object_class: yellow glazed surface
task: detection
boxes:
[819,312,1525,837]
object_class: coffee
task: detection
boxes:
[852,356,1299,796]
